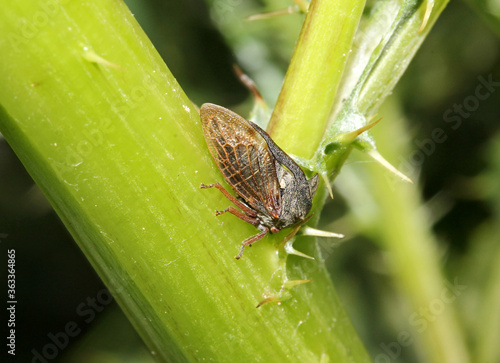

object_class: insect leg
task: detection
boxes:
[235,227,269,260]
[200,182,257,217]
[234,65,264,105]
[216,206,260,226]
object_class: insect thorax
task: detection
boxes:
[275,163,315,229]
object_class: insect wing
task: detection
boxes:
[249,121,319,220]
[200,103,281,219]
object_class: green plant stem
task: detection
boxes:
[310,0,450,177]
[268,0,366,159]
[338,98,469,363]
[0,1,369,361]
[356,0,449,117]
[476,237,500,363]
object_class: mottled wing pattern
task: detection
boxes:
[200,103,281,218]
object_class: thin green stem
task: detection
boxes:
[337,98,469,363]
[268,0,366,159]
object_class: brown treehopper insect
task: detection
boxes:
[200,103,319,259]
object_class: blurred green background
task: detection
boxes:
[1,0,499,362]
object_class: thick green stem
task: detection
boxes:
[0,1,369,361]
